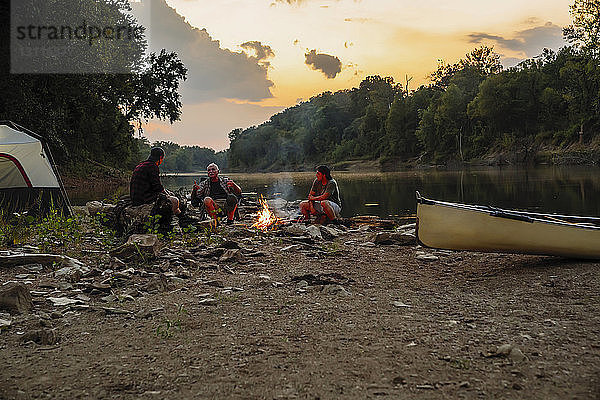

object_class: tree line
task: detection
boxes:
[229,0,600,170]
[135,139,228,173]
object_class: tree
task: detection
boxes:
[0,0,187,169]
[563,0,600,52]
[431,46,502,89]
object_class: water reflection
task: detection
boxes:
[68,166,600,218]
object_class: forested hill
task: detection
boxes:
[229,22,600,171]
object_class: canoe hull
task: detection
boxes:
[416,202,600,259]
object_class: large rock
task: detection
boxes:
[282,224,308,236]
[306,225,323,240]
[0,282,33,314]
[371,231,415,245]
[390,231,416,245]
[110,234,160,261]
[21,329,59,345]
[86,201,116,216]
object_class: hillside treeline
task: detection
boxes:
[136,140,228,173]
[229,45,599,171]
[229,1,600,170]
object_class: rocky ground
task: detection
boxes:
[0,203,599,400]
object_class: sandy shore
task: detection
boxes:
[0,214,599,399]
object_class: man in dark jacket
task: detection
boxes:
[191,163,241,224]
[130,147,181,215]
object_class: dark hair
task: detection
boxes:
[316,165,332,180]
[148,147,165,162]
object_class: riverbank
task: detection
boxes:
[0,206,598,399]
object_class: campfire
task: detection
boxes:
[250,195,282,231]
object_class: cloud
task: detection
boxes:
[240,41,275,66]
[467,22,567,60]
[304,49,342,79]
[131,0,273,103]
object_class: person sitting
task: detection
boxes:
[129,147,181,216]
[191,163,242,225]
[299,165,342,224]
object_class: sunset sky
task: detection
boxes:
[132,0,572,150]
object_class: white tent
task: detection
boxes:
[0,121,71,215]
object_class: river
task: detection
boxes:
[152,166,600,218]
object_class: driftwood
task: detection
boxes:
[346,216,398,229]
[0,254,85,268]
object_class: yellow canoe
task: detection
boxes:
[416,192,600,259]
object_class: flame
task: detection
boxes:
[251,195,281,231]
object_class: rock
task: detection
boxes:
[75,294,91,302]
[319,225,340,240]
[102,307,132,315]
[390,231,416,245]
[50,311,63,319]
[415,254,439,261]
[392,301,412,308]
[101,294,117,303]
[109,257,127,270]
[509,347,526,362]
[282,224,308,236]
[306,225,323,240]
[48,297,85,307]
[141,275,169,293]
[359,242,376,247]
[109,234,161,261]
[296,280,309,288]
[281,244,302,252]
[0,318,11,330]
[496,344,513,355]
[219,249,246,263]
[56,282,74,291]
[371,231,415,245]
[372,232,394,245]
[87,283,111,292]
[392,376,407,385]
[23,263,43,272]
[322,284,349,295]
[118,203,155,233]
[86,201,115,216]
[0,282,33,314]
[54,264,90,282]
[199,298,218,306]
[267,198,288,210]
[21,328,59,345]
[196,248,225,259]
[71,205,89,216]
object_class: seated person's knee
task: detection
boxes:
[226,194,238,207]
